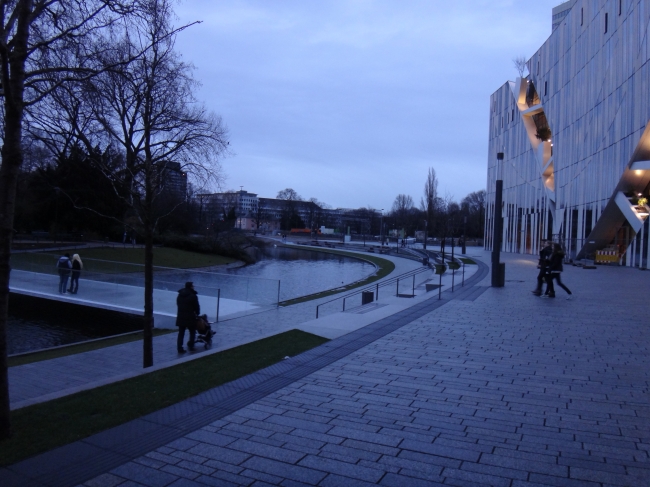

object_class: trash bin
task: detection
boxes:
[361,291,374,305]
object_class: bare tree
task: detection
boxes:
[513,56,528,77]
[276,188,303,230]
[30,0,229,368]
[276,188,301,201]
[0,0,136,440]
[461,189,486,238]
[391,194,414,233]
[420,167,438,242]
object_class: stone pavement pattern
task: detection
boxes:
[4,252,650,486]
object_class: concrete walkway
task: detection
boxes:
[5,251,647,487]
[9,250,476,409]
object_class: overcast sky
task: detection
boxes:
[175,0,560,211]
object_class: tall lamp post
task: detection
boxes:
[379,209,384,246]
[462,216,467,254]
[423,219,428,250]
[492,152,505,287]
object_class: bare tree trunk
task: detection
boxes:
[0,1,30,439]
[143,171,154,368]
[0,116,22,439]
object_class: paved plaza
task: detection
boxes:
[2,251,649,486]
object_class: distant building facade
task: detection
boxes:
[486,0,650,267]
[552,0,577,30]
[157,161,187,200]
[193,190,382,235]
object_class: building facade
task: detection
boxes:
[486,0,650,267]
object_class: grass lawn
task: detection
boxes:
[8,329,175,367]
[0,329,328,466]
[459,257,477,265]
[10,247,237,274]
[278,247,396,306]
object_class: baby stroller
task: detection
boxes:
[195,314,215,348]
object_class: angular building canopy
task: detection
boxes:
[486,0,650,267]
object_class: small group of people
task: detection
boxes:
[56,253,83,294]
[532,241,573,299]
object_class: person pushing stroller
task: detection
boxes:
[176,281,200,353]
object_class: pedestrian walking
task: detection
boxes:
[544,243,573,299]
[176,281,200,353]
[57,253,72,294]
[68,254,83,294]
[532,240,553,296]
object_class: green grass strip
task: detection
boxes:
[459,258,477,264]
[8,329,175,367]
[0,329,328,466]
[278,246,396,306]
[11,247,237,275]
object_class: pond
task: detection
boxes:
[225,246,375,301]
[8,246,375,354]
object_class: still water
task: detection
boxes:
[226,246,375,301]
[8,246,374,354]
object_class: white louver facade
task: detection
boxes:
[486,0,650,267]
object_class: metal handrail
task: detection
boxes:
[316,265,431,318]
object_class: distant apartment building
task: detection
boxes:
[157,161,187,200]
[486,0,650,267]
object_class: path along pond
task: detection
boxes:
[8,246,375,354]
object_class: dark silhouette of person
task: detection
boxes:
[57,253,72,294]
[532,241,553,296]
[68,253,83,294]
[176,281,200,353]
[544,243,573,299]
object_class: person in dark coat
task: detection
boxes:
[57,253,72,294]
[176,281,200,353]
[544,243,573,299]
[68,253,83,294]
[532,240,553,296]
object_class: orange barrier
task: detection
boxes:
[595,249,618,264]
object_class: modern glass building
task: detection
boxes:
[486,0,650,267]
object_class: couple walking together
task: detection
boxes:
[56,253,83,294]
[532,241,573,299]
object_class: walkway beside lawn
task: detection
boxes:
[9,249,475,409]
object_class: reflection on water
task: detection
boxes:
[226,246,374,301]
[9,317,113,355]
[8,294,142,355]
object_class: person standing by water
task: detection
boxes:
[57,253,72,294]
[544,243,573,299]
[68,254,83,294]
[176,281,200,353]
[532,240,553,296]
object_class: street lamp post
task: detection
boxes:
[492,152,505,287]
[462,216,467,254]
[423,219,428,250]
[379,209,384,246]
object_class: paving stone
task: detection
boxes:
[110,462,178,487]
[297,454,385,483]
[185,443,251,465]
[399,438,480,462]
[226,438,306,464]
[379,472,446,486]
[83,473,124,487]
[239,456,327,485]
